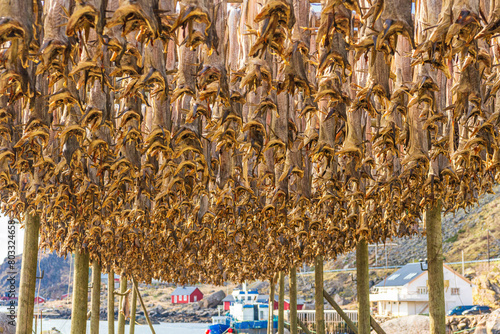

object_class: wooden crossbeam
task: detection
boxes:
[323,290,387,334]
[322,290,358,334]
[297,317,314,334]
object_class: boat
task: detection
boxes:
[209,283,277,334]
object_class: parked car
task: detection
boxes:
[447,305,476,316]
[462,306,491,315]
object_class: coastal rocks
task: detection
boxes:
[200,290,226,308]
[473,274,500,308]
[487,309,500,333]
[447,315,487,333]
[474,325,487,334]
[373,315,430,334]
[154,305,165,315]
[333,294,346,306]
[0,314,14,334]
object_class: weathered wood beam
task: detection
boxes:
[117,276,127,334]
[70,250,90,334]
[133,279,157,334]
[357,238,370,334]
[278,271,285,334]
[90,260,101,334]
[130,283,138,334]
[323,290,358,334]
[297,317,313,334]
[268,274,277,334]
[370,317,386,334]
[427,201,445,334]
[108,269,115,334]
[314,256,325,334]
[289,266,297,334]
[16,213,40,334]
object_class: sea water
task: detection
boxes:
[31,319,209,334]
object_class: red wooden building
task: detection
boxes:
[34,296,46,304]
[270,296,305,310]
[171,287,203,304]
[222,295,235,310]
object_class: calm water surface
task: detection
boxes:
[0,307,208,334]
[32,319,209,334]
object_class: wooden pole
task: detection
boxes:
[108,269,115,334]
[130,282,138,334]
[278,271,285,334]
[324,289,385,334]
[117,276,127,334]
[68,254,72,304]
[370,317,386,334]
[297,317,313,334]
[426,201,445,334]
[357,238,370,334]
[15,213,40,334]
[289,266,297,334]
[91,260,101,334]
[314,255,325,334]
[268,274,276,334]
[133,279,157,334]
[70,250,90,334]
[323,290,358,334]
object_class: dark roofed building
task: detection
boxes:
[222,294,235,310]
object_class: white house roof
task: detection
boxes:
[375,263,425,287]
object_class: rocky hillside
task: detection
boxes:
[330,187,500,269]
[0,252,70,300]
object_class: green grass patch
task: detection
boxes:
[445,234,459,243]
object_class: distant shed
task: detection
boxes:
[171,287,203,304]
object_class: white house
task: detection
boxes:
[370,263,473,316]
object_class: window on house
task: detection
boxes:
[194,296,197,302]
[417,287,428,294]
[404,273,417,280]
[451,288,460,295]
[173,295,177,303]
[388,274,400,281]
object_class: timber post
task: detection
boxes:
[268,274,276,334]
[108,269,115,334]
[117,275,127,334]
[297,317,313,334]
[15,213,40,334]
[426,201,445,334]
[323,290,358,334]
[314,255,325,334]
[70,250,90,334]
[130,282,138,334]
[90,260,101,334]
[289,266,297,334]
[133,278,157,334]
[278,271,285,334]
[357,238,370,334]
